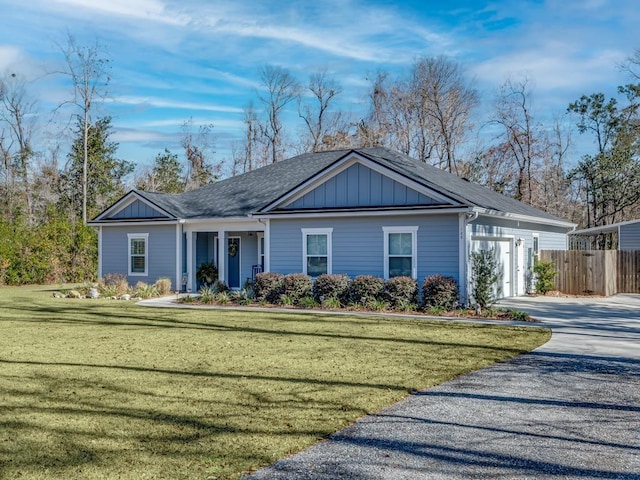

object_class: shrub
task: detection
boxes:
[313,274,351,304]
[254,272,284,303]
[321,297,342,309]
[134,281,158,299]
[385,276,418,310]
[214,291,230,305]
[199,286,216,304]
[154,277,172,295]
[196,261,218,287]
[102,273,130,296]
[282,273,313,303]
[422,274,459,310]
[470,249,499,311]
[347,275,385,304]
[278,294,294,306]
[366,298,389,311]
[298,296,319,309]
[213,279,230,294]
[533,260,557,295]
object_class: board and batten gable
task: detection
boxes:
[283,163,442,210]
[108,199,170,219]
[269,214,460,285]
[101,225,177,284]
[620,222,640,250]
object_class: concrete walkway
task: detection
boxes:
[242,295,640,479]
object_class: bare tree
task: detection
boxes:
[0,73,37,221]
[60,34,111,224]
[181,118,220,190]
[488,77,542,203]
[410,56,478,173]
[298,71,343,152]
[258,65,300,163]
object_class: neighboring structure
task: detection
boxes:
[90,148,575,300]
[569,219,640,250]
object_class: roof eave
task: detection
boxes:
[474,207,577,229]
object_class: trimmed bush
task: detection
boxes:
[313,273,350,304]
[385,276,418,310]
[470,249,499,310]
[213,279,229,294]
[254,272,284,303]
[347,275,385,305]
[533,260,557,295]
[422,274,459,310]
[282,273,313,303]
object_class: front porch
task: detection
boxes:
[183,220,266,292]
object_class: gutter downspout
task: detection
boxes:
[461,210,479,305]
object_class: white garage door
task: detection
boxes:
[471,236,513,299]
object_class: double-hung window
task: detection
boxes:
[383,226,418,279]
[128,233,148,276]
[302,228,332,277]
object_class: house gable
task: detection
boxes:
[108,199,170,219]
[283,163,441,210]
[263,153,460,213]
[91,191,177,224]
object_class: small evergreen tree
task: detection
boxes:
[533,260,557,295]
[470,249,499,312]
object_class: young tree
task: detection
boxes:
[60,35,111,224]
[136,149,184,193]
[258,65,300,163]
[568,85,640,227]
[60,116,133,220]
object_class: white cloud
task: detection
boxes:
[51,0,189,26]
[0,45,24,71]
[112,96,244,113]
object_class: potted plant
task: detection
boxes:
[196,261,218,287]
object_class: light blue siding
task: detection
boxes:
[620,222,640,250]
[110,199,169,219]
[470,218,568,251]
[269,214,460,285]
[285,163,441,209]
[101,225,177,286]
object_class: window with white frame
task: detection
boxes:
[302,228,332,277]
[532,234,540,262]
[128,233,148,276]
[383,226,418,279]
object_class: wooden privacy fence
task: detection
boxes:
[540,250,640,296]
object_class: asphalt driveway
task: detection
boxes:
[244,295,640,479]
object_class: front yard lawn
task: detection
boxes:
[0,286,550,479]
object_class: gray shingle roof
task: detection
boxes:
[132,147,570,224]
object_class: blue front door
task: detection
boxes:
[227,237,241,289]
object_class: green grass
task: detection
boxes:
[0,285,550,479]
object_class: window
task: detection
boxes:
[383,226,418,279]
[128,233,148,276]
[302,228,332,276]
[532,234,540,262]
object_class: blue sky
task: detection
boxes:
[1,0,638,173]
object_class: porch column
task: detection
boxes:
[186,231,195,292]
[264,219,271,272]
[217,230,227,284]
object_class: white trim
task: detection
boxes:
[253,207,471,220]
[183,219,264,233]
[127,233,149,277]
[458,214,466,303]
[175,224,181,292]
[264,220,271,272]
[382,226,418,280]
[470,235,515,298]
[570,218,640,236]
[88,219,179,227]
[475,208,576,229]
[186,232,194,292]
[98,226,103,279]
[301,228,333,276]
[260,153,461,213]
[217,231,226,284]
[257,232,265,269]
[93,190,175,222]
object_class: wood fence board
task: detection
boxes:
[541,250,640,295]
